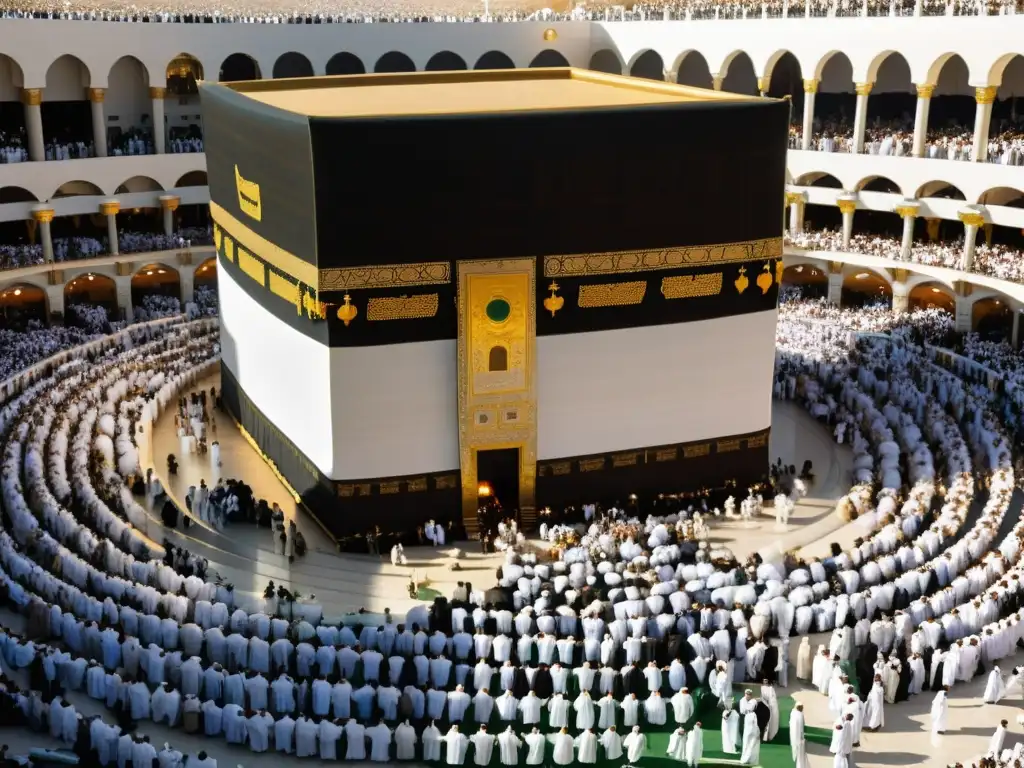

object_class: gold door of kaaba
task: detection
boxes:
[457,259,538,532]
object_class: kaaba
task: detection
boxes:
[200,68,789,541]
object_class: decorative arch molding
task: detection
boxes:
[718,49,751,77]
[988,53,1023,86]
[44,54,93,92]
[855,175,903,196]
[813,50,851,82]
[903,273,957,293]
[763,49,798,81]
[133,262,180,279]
[863,50,904,84]
[925,51,971,89]
[840,265,895,287]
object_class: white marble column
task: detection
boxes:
[31,207,55,263]
[954,296,972,333]
[21,88,44,162]
[712,75,724,91]
[1012,309,1021,349]
[101,200,120,255]
[852,82,873,154]
[959,210,984,271]
[895,202,920,260]
[89,88,108,158]
[114,275,134,323]
[912,84,934,158]
[801,79,818,150]
[837,195,857,249]
[892,284,910,313]
[786,191,807,234]
[972,86,996,162]
[159,195,179,238]
[662,68,678,84]
[757,76,770,97]
[150,87,166,154]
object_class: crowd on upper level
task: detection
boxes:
[0,0,1017,22]
[790,117,1024,166]
[785,229,1024,284]
[0,128,204,164]
[0,228,213,272]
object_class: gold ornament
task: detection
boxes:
[734,266,749,294]
[336,293,358,326]
[542,28,558,41]
[756,262,773,294]
[775,259,784,285]
[543,281,564,317]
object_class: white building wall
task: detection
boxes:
[105,56,151,133]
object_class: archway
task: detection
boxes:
[915,180,966,200]
[0,284,47,330]
[972,297,1014,341]
[195,258,217,287]
[374,52,415,74]
[326,53,365,76]
[166,54,203,97]
[857,176,902,195]
[273,52,314,79]
[842,269,892,307]
[781,264,827,299]
[993,55,1024,127]
[53,180,104,198]
[929,54,973,139]
[44,54,92,149]
[474,51,515,70]
[106,56,151,155]
[721,52,757,96]
[116,176,163,194]
[425,51,467,72]
[816,52,855,138]
[867,52,913,130]
[767,51,802,103]
[0,186,35,203]
[64,273,118,320]
[529,50,569,68]
[978,187,1024,207]
[629,50,664,81]
[175,171,208,188]
[588,50,621,75]
[219,53,261,82]
[909,282,955,313]
[676,52,712,89]
[131,263,181,311]
[0,55,26,147]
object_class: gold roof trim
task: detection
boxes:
[210,202,318,287]
[544,236,783,278]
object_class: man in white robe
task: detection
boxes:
[367,722,392,762]
[524,728,546,765]
[574,729,598,764]
[496,726,521,765]
[686,723,704,766]
[623,726,646,763]
[294,716,318,757]
[930,687,949,735]
[790,705,811,768]
[395,721,418,760]
[761,681,780,741]
[829,723,847,768]
[444,725,469,765]
[670,688,694,724]
[471,726,495,766]
[983,666,1006,703]
[344,719,366,760]
[863,676,884,731]
[990,720,1008,757]
[549,728,574,766]
[423,722,443,762]
[245,711,273,752]
[666,728,687,760]
[722,707,740,754]
[739,712,760,765]
[644,691,667,726]
[600,727,622,761]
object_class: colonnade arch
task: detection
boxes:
[374,52,416,74]
[425,51,467,71]
[272,52,314,79]
[0,283,48,329]
[474,51,515,70]
[219,53,260,82]
[325,53,365,76]
[131,262,180,307]
[588,49,622,75]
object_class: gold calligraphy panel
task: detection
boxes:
[661,272,723,299]
[366,294,440,321]
[577,281,647,308]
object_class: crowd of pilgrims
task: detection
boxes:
[0,0,1016,23]
[0,228,214,272]
[790,117,1024,167]
[0,292,1012,768]
[785,229,1024,286]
